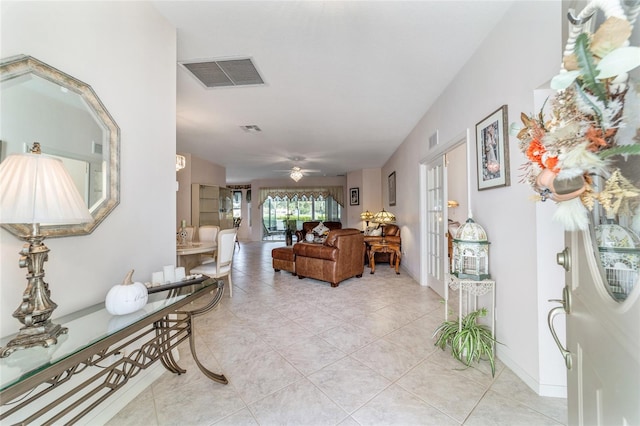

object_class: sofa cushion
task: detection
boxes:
[294,242,338,261]
[312,222,330,235]
[363,225,376,236]
[324,228,362,247]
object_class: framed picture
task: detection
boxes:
[350,187,360,206]
[476,105,510,190]
[388,171,396,206]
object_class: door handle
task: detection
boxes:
[547,305,572,369]
[547,286,572,369]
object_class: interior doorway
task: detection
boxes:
[420,133,469,298]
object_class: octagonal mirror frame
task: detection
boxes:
[1,55,120,238]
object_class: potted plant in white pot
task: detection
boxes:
[433,307,498,377]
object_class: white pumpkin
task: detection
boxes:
[105,270,149,315]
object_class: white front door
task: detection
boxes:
[426,155,447,297]
[551,156,640,424]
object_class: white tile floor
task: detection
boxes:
[107,241,567,425]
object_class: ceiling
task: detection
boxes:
[152,1,514,184]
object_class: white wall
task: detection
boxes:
[446,143,468,225]
[382,1,565,395]
[362,168,383,224]
[346,168,383,230]
[0,2,177,337]
[346,171,363,229]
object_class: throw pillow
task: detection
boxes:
[312,222,330,236]
[364,225,378,236]
[370,227,383,236]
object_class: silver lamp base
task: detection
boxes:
[0,223,66,358]
[0,321,67,358]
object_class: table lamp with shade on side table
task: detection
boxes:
[360,210,374,230]
[371,208,396,244]
[0,143,93,357]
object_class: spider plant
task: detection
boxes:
[432,307,497,377]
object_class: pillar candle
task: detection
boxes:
[151,271,164,285]
[163,265,176,283]
[175,267,186,281]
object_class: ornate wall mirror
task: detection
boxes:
[0,55,120,237]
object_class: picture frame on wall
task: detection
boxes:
[388,171,396,206]
[476,105,510,190]
[350,187,360,206]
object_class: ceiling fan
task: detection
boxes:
[273,166,322,182]
[272,157,322,181]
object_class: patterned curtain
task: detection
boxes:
[258,186,345,207]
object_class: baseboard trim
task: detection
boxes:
[497,348,567,398]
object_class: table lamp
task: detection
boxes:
[0,143,93,357]
[372,208,396,244]
[360,210,374,229]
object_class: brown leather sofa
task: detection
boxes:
[363,224,401,264]
[294,221,342,242]
[293,228,365,287]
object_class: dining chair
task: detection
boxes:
[190,228,237,298]
[198,225,219,264]
[262,222,282,240]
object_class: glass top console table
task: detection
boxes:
[0,277,226,425]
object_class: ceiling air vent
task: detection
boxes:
[429,131,439,149]
[181,58,264,88]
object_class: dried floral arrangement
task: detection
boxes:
[514,0,640,230]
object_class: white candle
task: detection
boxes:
[163,265,175,283]
[175,267,186,281]
[151,271,164,285]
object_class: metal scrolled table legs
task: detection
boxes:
[178,280,228,384]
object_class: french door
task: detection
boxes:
[425,155,447,297]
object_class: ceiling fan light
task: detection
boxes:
[290,167,303,182]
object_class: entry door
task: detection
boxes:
[552,157,640,424]
[426,155,447,297]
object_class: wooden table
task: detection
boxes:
[176,242,216,273]
[368,242,401,274]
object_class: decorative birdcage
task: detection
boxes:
[451,216,491,280]
[595,224,640,300]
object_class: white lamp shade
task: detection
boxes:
[0,153,93,224]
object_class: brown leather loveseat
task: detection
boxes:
[294,221,342,242]
[293,228,365,287]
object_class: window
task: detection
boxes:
[262,195,341,239]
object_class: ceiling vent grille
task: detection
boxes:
[429,131,439,149]
[182,58,264,88]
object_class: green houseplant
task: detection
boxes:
[433,307,497,376]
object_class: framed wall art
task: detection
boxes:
[388,171,396,206]
[476,105,510,190]
[350,187,360,206]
